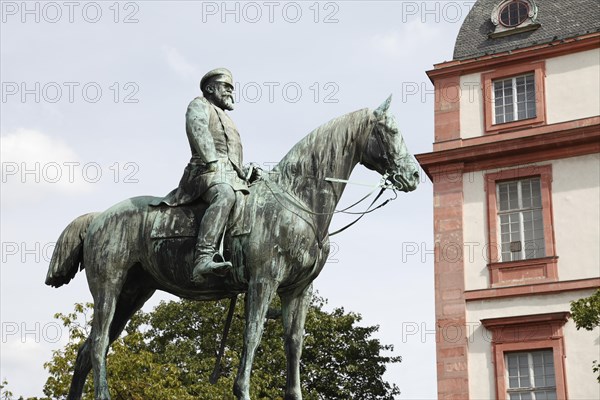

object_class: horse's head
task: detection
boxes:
[361,95,420,192]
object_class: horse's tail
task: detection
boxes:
[45,212,100,288]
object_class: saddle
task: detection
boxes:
[148,189,253,240]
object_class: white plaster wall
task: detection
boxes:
[546,49,600,124]
[463,170,489,290]
[466,290,600,400]
[563,318,600,400]
[552,153,600,281]
[459,72,484,139]
[462,154,600,291]
[457,49,599,139]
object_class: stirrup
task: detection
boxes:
[191,253,232,283]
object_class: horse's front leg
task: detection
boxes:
[234,278,277,400]
[281,283,313,400]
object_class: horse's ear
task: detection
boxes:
[374,94,392,119]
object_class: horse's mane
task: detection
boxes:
[271,108,372,195]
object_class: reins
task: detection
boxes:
[262,173,398,238]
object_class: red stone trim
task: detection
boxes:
[427,33,599,80]
[489,256,559,287]
[485,165,556,277]
[464,278,600,301]
[482,61,546,134]
[432,164,470,399]
[481,312,569,400]
[432,116,599,152]
[416,119,600,180]
[481,312,570,331]
[434,76,461,143]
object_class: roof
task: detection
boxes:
[453,0,600,60]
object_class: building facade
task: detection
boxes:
[416,1,600,399]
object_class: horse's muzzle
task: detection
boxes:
[392,171,418,192]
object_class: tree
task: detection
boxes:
[570,289,600,383]
[41,295,401,399]
[1,380,24,400]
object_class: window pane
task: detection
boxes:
[508,183,519,209]
[498,177,545,261]
[493,72,536,123]
[531,178,542,207]
[506,110,514,122]
[521,179,532,207]
[506,350,556,397]
[534,390,558,400]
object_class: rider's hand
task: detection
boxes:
[245,163,263,183]
[206,161,218,173]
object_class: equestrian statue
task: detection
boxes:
[45,68,420,400]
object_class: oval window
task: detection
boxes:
[499,1,529,27]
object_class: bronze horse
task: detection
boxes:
[45,96,420,400]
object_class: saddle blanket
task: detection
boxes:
[149,190,252,239]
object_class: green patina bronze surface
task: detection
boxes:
[45,76,420,399]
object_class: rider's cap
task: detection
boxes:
[200,68,234,92]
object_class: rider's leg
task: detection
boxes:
[192,184,236,281]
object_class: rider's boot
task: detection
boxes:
[191,186,235,284]
[192,245,232,283]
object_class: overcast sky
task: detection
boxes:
[1,1,474,398]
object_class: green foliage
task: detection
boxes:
[1,380,14,400]
[41,295,401,399]
[1,380,24,400]
[570,289,600,331]
[570,289,600,383]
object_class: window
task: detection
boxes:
[485,165,558,286]
[506,350,557,400]
[499,1,530,27]
[494,73,537,125]
[490,0,539,38]
[481,313,569,400]
[497,177,545,262]
[482,61,546,133]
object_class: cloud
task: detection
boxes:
[370,21,442,59]
[0,335,58,398]
[161,45,199,81]
[1,129,94,206]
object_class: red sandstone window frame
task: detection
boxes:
[485,165,557,287]
[482,61,546,134]
[481,313,569,400]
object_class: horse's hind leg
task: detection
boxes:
[281,283,312,400]
[87,262,129,400]
[67,284,155,400]
[67,272,154,400]
[67,336,93,400]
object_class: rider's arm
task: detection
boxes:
[186,97,218,164]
